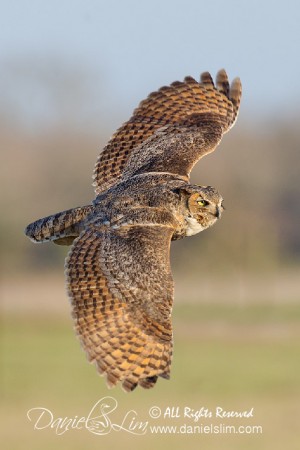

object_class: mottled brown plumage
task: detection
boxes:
[25,69,242,391]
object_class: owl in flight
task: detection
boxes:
[25,69,241,392]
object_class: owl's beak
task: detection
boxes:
[215,206,221,219]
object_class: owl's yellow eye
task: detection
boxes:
[197,199,209,207]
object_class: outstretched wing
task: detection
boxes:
[66,223,174,392]
[93,69,241,194]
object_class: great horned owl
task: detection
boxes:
[25,69,242,392]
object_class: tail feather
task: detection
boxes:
[25,204,94,245]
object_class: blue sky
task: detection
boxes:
[1,0,300,129]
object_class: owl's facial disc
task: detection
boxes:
[180,185,224,236]
[183,187,224,238]
[188,187,224,219]
[197,197,224,219]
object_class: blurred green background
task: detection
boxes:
[1,1,300,449]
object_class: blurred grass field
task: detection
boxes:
[2,279,300,450]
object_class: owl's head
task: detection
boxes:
[180,185,224,236]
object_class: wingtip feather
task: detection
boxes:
[216,69,230,96]
[230,77,242,106]
[200,71,215,87]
